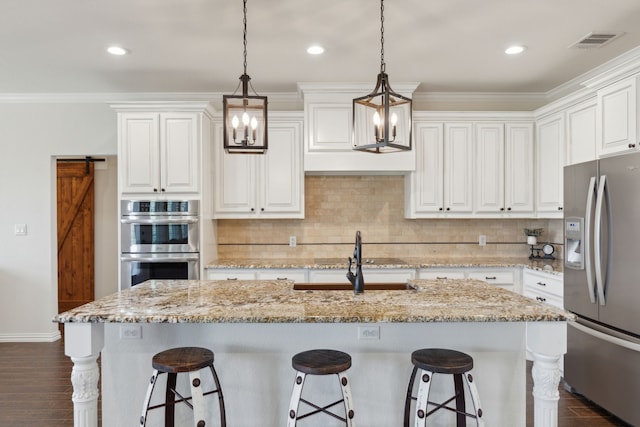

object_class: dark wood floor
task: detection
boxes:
[0,340,631,426]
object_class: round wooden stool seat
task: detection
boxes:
[411,348,474,374]
[152,347,214,373]
[288,349,355,426]
[292,349,352,375]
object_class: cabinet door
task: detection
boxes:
[597,76,639,157]
[119,113,160,193]
[260,120,303,216]
[160,113,199,193]
[213,122,257,215]
[536,114,565,217]
[505,123,534,213]
[566,99,597,165]
[475,123,505,213]
[409,122,444,214]
[444,123,473,213]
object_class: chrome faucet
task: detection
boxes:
[346,230,365,294]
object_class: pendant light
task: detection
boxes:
[353,0,412,153]
[223,0,268,154]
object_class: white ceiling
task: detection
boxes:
[3,0,640,96]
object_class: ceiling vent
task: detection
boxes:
[570,32,623,49]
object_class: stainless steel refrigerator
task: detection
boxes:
[564,152,640,425]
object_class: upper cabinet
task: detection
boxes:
[566,98,597,165]
[213,112,304,219]
[475,122,534,215]
[299,83,417,172]
[596,75,640,157]
[535,113,565,217]
[115,103,213,197]
[405,121,473,217]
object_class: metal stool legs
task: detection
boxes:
[140,364,226,427]
[404,366,484,427]
[287,370,355,426]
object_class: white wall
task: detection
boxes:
[0,102,116,341]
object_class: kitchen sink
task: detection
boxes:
[313,257,407,265]
[293,282,415,291]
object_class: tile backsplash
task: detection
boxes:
[215,175,562,260]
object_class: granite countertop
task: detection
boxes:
[205,257,563,274]
[54,279,572,324]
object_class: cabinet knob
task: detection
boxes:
[536,281,547,287]
[446,207,450,211]
[161,188,166,192]
[153,188,158,192]
[536,296,547,302]
[250,208,255,212]
[500,207,505,211]
[558,206,563,211]
[439,207,443,211]
[629,143,636,148]
[261,208,265,212]
[507,207,512,211]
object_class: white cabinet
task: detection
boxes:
[206,269,257,281]
[566,98,597,165]
[213,113,304,219]
[467,269,519,293]
[475,122,534,215]
[417,269,465,280]
[535,113,565,217]
[405,122,473,217]
[206,268,306,283]
[523,269,563,309]
[118,112,202,195]
[596,75,640,157]
[299,84,416,172]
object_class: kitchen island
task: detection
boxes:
[55,278,571,427]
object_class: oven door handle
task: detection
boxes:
[120,254,200,263]
[120,217,198,225]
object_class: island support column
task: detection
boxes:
[65,323,104,427]
[526,321,567,427]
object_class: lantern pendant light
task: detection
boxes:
[353,0,412,153]
[223,0,268,154]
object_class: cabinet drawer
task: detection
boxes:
[417,269,465,280]
[467,271,515,285]
[524,287,563,309]
[255,269,307,283]
[523,270,563,298]
[308,268,415,284]
[207,270,257,281]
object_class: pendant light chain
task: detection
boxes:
[243,0,248,76]
[380,0,385,73]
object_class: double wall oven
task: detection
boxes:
[120,200,199,289]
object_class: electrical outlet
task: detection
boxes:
[289,236,297,247]
[357,325,380,340]
[479,235,487,246]
[14,224,27,236]
[120,324,142,339]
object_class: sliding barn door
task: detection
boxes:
[56,161,95,313]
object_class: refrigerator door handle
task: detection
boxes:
[594,174,609,305]
[569,320,640,353]
[584,176,597,304]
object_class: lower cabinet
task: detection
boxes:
[206,269,307,283]
[522,269,563,309]
[418,267,521,294]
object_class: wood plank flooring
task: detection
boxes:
[0,340,630,426]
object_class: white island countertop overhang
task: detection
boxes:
[55,279,572,427]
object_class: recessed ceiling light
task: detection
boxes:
[306,45,325,55]
[505,45,526,55]
[107,46,129,56]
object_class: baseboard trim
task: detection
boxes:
[0,331,61,342]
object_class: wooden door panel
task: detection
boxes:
[57,162,95,313]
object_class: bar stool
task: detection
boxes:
[404,348,484,427]
[140,347,226,427]
[287,349,355,426]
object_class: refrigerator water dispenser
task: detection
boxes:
[565,217,584,270]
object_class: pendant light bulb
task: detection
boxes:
[242,112,250,126]
[373,111,381,126]
[250,116,258,130]
[232,115,239,129]
[391,113,398,126]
